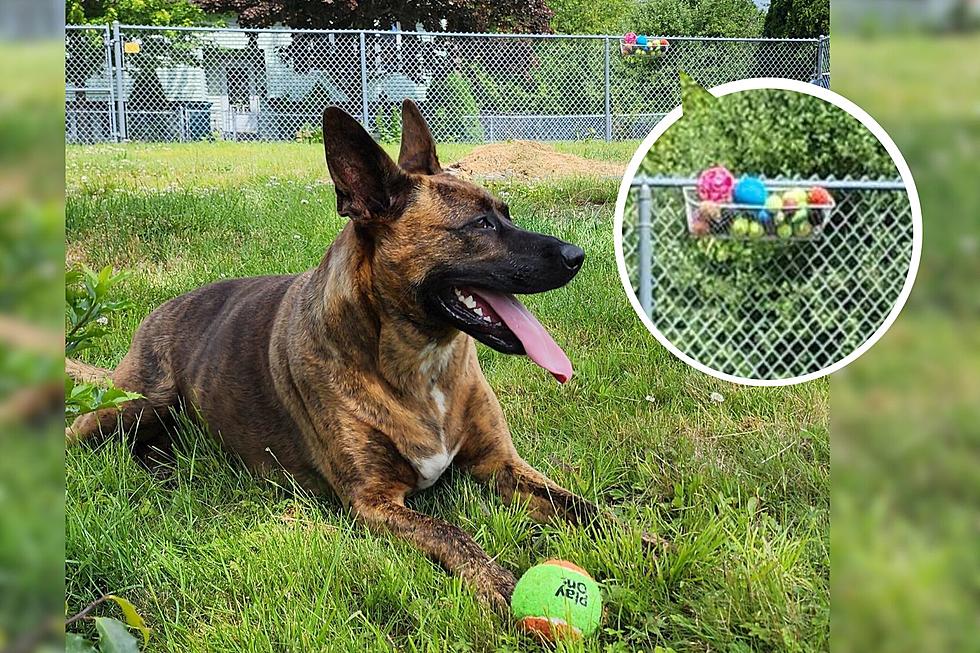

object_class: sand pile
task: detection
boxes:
[445,141,623,181]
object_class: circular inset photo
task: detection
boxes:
[615,78,921,385]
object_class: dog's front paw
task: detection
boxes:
[471,564,516,616]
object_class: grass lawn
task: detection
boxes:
[65,141,829,652]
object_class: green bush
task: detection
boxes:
[429,72,484,142]
[640,77,896,179]
[763,0,830,38]
[65,265,141,422]
[374,105,402,143]
[548,0,629,34]
[615,0,765,38]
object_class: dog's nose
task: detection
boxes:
[559,244,585,271]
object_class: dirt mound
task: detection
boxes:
[445,141,623,181]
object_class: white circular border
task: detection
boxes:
[613,77,923,387]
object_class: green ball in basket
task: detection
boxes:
[511,560,602,642]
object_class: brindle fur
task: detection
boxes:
[67,100,650,611]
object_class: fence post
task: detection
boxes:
[358,31,369,128]
[819,35,830,87]
[111,21,127,141]
[638,181,653,316]
[603,37,612,141]
[813,35,826,86]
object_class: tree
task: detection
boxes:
[66,0,208,25]
[763,0,829,38]
[547,0,628,34]
[191,0,553,32]
[613,0,765,38]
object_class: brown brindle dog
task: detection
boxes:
[68,100,640,610]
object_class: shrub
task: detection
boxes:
[429,72,484,142]
[615,0,765,38]
[639,76,896,179]
[374,104,402,143]
[65,265,141,422]
[295,123,323,144]
[763,0,830,38]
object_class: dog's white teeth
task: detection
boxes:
[474,307,484,317]
[463,296,477,309]
[482,315,492,323]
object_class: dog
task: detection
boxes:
[68,100,651,611]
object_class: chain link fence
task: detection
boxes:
[623,177,914,380]
[64,24,830,144]
[65,25,118,144]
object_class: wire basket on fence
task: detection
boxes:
[682,186,836,240]
[619,37,670,57]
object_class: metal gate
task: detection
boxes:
[624,176,914,380]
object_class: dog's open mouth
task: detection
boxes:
[438,285,573,383]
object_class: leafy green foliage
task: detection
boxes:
[65,595,149,652]
[94,617,140,653]
[615,0,765,38]
[66,0,208,26]
[104,596,151,646]
[763,0,830,38]
[66,632,98,652]
[294,123,323,144]
[65,266,131,357]
[641,78,897,179]
[193,0,552,32]
[430,73,484,142]
[65,265,141,420]
[64,376,141,422]
[548,0,629,34]
[374,105,402,144]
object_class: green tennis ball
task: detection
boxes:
[784,188,807,205]
[731,217,750,236]
[748,221,765,238]
[764,195,783,211]
[511,560,602,641]
[795,222,813,237]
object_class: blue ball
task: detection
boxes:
[757,209,771,222]
[733,176,768,206]
[636,35,648,46]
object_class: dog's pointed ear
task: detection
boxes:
[322,106,412,224]
[398,99,441,175]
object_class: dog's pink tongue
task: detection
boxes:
[471,289,573,383]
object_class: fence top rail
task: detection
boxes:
[629,176,906,191]
[111,23,824,43]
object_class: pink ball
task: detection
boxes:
[624,32,637,44]
[697,166,735,203]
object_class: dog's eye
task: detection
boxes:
[470,216,496,230]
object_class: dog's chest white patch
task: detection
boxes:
[410,342,458,489]
[431,386,447,417]
[413,447,456,489]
